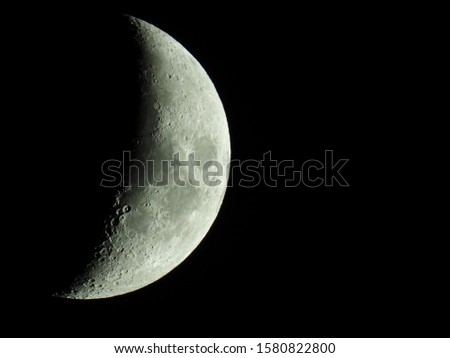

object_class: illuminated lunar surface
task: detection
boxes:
[57,15,230,299]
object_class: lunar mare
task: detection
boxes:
[58,15,230,299]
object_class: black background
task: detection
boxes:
[3,4,447,337]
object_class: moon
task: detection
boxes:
[56,15,230,299]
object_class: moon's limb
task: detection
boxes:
[58,15,230,299]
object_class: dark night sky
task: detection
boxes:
[2,4,447,337]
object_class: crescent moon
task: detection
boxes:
[57,15,230,299]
